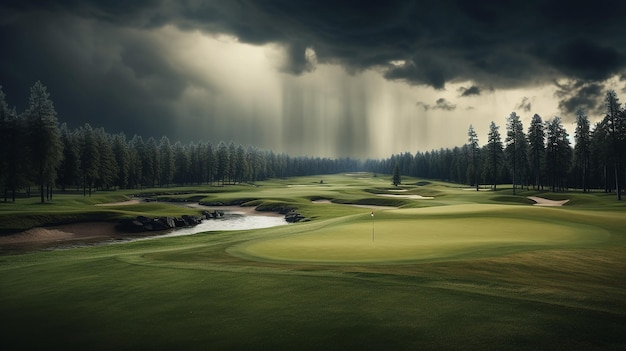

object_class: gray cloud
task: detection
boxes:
[416,98,456,111]
[3,0,625,89]
[515,97,532,113]
[458,86,481,97]
[1,0,625,156]
[555,80,606,120]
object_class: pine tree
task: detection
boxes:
[545,117,572,192]
[78,124,100,196]
[159,136,174,187]
[505,112,528,194]
[605,90,623,200]
[467,125,480,191]
[392,162,401,186]
[527,114,545,190]
[486,121,503,190]
[574,109,591,192]
[24,81,63,202]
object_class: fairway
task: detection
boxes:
[1,174,626,350]
[232,207,610,263]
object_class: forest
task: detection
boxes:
[1,81,625,203]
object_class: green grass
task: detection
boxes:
[1,175,626,350]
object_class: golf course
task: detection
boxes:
[1,173,626,350]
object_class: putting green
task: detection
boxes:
[231,216,609,264]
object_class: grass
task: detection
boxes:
[1,175,626,350]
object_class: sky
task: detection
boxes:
[1,0,625,159]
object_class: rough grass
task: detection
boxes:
[1,175,625,350]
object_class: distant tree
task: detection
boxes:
[527,114,545,190]
[206,142,216,185]
[145,137,160,187]
[392,162,401,186]
[0,86,11,198]
[95,128,118,190]
[172,142,190,185]
[467,125,480,191]
[227,141,237,184]
[485,121,504,190]
[57,123,80,191]
[0,88,27,202]
[573,109,591,192]
[604,90,624,200]
[159,136,174,187]
[78,124,100,196]
[24,81,63,202]
[545,117,572,192]
[112,133,130,189]
[234,144,248,183]
[216,141,229,186]
[505,112,528,194]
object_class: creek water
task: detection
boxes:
[1,207,288,254]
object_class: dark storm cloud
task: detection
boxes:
[458,86,481,97]
[416,98,456,111]
[1,0,626,148]
[515,97,532,113]
[555,80,606,120]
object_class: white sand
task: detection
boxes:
[376,194,434,200]
[527,196,570,206]
[95,199,141,206]
[311,199,396,210]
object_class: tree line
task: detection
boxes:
[2,81,624,203]
[364,90,625,200]
[0,82,359,202]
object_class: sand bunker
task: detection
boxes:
[96,199,141,206]
[0,222,121,246]
[377,194,434,200]
[527,196,569,207]
[311,199,396,210]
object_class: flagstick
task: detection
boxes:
[371,211,375,242]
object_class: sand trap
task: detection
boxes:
[96,199,141,206]
[0,222,121,245]
[462,188,492,191]
[388,189,408,192]
[527,196,570,207]
[377,194,434,200]
[311,199,396,210]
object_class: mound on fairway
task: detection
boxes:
[231,208,609,264]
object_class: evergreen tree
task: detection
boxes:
[78,124,100,196]
[206,142,216,185]
[573,109,591,192]
[545,117,572,192]
[57,123,80,191]
[234,144,248,183]
[392,162,401,186]
[112,133,130,189]
[159,136,174,187]
[172,142,190,185]
[505,112,528,194]
[605,90,623,200]
[0,88,27,201]
[527,114,545,190]
[95,128,118,190]
[216,141,229,186]
[24,81,63,202]
[467,125,480,190]
[485,121,504,190]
